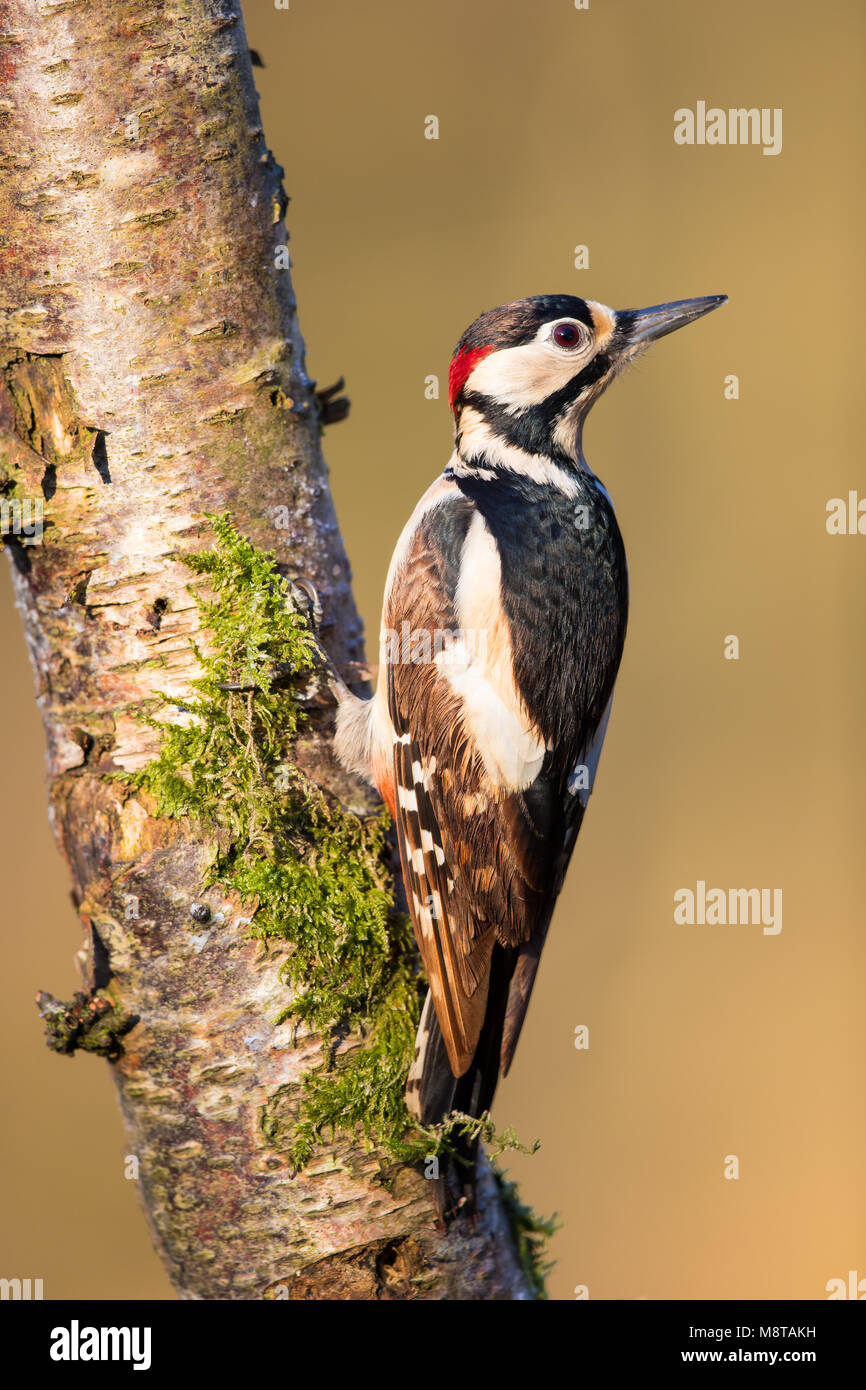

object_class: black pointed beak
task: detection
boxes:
[619,294,727,348]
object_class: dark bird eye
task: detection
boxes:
[552,321,584,349]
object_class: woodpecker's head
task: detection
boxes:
[448,292,726,468]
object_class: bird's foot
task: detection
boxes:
[216,575,368,705]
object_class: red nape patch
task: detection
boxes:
[448,344,494,411]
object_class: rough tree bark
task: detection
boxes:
[0,0,532,1299]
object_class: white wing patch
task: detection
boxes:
[436,510,547,792]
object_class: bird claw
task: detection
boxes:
[216,577,357,704]
[215,577,372,705]
[290,575,322,634]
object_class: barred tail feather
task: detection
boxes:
[406,949,516,1218]
[405,990,456,1125]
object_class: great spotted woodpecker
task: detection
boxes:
[334,292,726,1161]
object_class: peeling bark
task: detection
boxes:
[0,0,532,1299]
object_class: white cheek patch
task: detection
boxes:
[463,305,617,411]
[466,336,592,410]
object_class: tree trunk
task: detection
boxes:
[0,0,532,1299]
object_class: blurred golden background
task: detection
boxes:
[2,0,864,1299]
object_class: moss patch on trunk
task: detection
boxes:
[122,514,422,1163]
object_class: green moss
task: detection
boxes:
[396,1109,539,1168]
[492,1166,559,1300]
[125,513,423,1162]
[124,514,530,1177]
